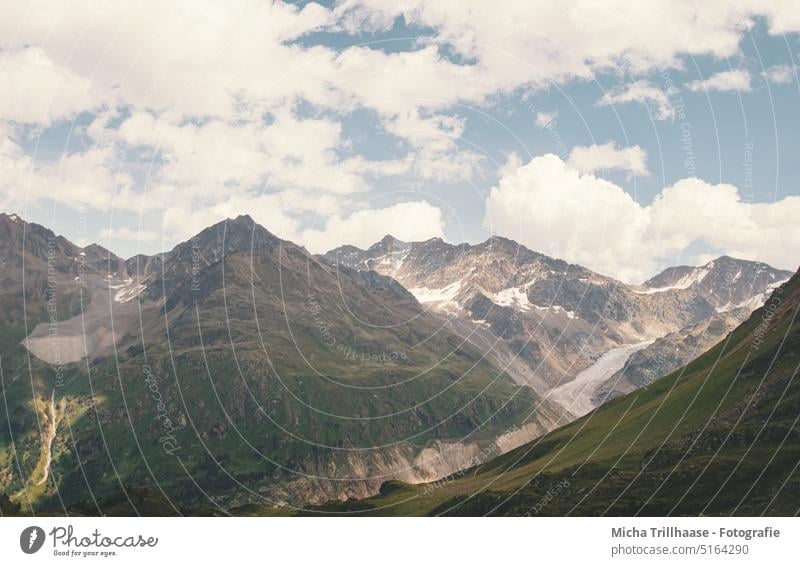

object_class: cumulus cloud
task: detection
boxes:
[567,142,649,177]
[114,110,390,195]
[382,110,483,181]
[0,47,113,126]
[3,1,794,143]
[762,64,797,85]
[335,1,791,80]
[687,69,752,92]
[3,0,799,134]
[0,124,136,213]
[3,0,800,257]
[0,2,486,240]
[484,154,800,283]
[597,81,676,120]
[0,0,332,121]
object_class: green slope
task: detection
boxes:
[308,268,800,516]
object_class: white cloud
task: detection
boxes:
[114,110,384,195]
[534,111,558,128]
[335,1,800,97]
[567,142,649,177]
[3,0,800,258]
[0,47,113,126]
[2,1,793,139]
[0,3,488,234]
[755,1,800,34]
[597,80,676,120]
[0,0,332,121]
[0,124,136,213]
[687,69,752,92]
[484,153,800,283]
[382,110,483,181]
[762,64,797,85]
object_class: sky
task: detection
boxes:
[1,0,799,283]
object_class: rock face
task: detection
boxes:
[640,255,789,312]
[592,308,752,403]
[324,236,791,407]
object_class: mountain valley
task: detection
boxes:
[0,212,792,514]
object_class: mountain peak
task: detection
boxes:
[367,233,410,254]
[168,214,282,266]
[81,242,123,264]
[203,214,275,240]
[480,234,524,252]
[642,255,792,312]
[230,213,255,224]
[0,212,24,224]
[484,234,512,244]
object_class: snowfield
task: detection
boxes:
[548,340,654,417]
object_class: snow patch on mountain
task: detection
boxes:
[636,264,713,294]
[490,286,531,311]
[715,278,789,313]
[368,251,408,276]
[409,280,463,310]
[529,302,577,319]
[111,278,147,303]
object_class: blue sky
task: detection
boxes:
[1,1,799,282]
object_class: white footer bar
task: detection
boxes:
[1,517,796,565]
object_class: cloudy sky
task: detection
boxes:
[1,0,799,282]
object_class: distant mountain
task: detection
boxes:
[0,212,121,323]
[325,236,790,413]
[640,256,791,312]
[592,307,752,403]
[0,213,562,511]
[316,265,800,516]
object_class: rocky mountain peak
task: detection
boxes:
[173,215,281,263]
[0,212,22,224]
[476,235,547,265]
[642,255,792,312]
[367,234,410,254]
[0,212,80,270]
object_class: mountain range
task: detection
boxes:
[0,211,792,514]
[0,213,558,510]
[312,264,800,516]
[326,236,790,416]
